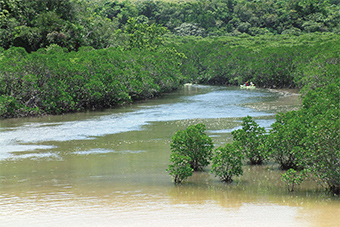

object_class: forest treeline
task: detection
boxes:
[0,44,183,117]
[1,33,339,118]
[171,33,339,88]
[1,0,340,52]
[0,0,339,118]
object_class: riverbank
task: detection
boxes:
[267,88,301,96]
[242,88,302,113]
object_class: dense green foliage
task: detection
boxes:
[211,143,243,183]
[173,33,339,88]
[266,111,308,170]
[1,0,90,52]
[229,83,339,195]
[233,83,339,195]
[0,45,183,117]
[1,0,339,52]
[232,116,268,165]
[124,17,168,50]
[300,83,340,195]
[169,123,214,172]
[166,153,193,184]
[281,168,307,192]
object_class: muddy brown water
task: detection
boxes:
[0,85,339,226]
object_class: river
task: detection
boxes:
[0,85,339,227]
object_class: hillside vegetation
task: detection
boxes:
[1,0,339,52]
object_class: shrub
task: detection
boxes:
[170,123,214,171]
[0,95,21,118]
[302,83,340,195]
[281,168,307,192]
[270,82,340,195]
[266,111,308,170]
[166,153,193,184]
[232,116,268,165]
[211,144,244,183]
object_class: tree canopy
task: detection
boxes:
[1,0,340,51]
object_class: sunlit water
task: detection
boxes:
[0,85,339,227]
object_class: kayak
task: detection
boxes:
[240,85,256,89]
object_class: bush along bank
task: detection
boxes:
[172,33,340,88]
[1,33,339,118]
[0,45,184,118]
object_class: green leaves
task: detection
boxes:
[302,83,340,195]
[166,153,193,184]
[124,17,168,51]
[173,33,340,88]
[269,82,340,195]
[170,123,214,172]
[167,122,246,184]
[167,123,214,183]
[1,0,340,53]
[281,168,307,192]
[232,116,268,165]
[211,144,244,183]
[0,95,20,118]
[0,45,184,118]
[267,111,308,170]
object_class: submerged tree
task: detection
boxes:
[266,111,308,170]
[170,123,214,172]
[166,153,193,184]
[211,143,244,183]
[167,123,214,183]
[232,116,268,165]
[281,168,307,192]
[302,83,340,196]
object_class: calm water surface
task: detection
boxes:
[0,85,339,227]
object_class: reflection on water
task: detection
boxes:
[0,85,339,226]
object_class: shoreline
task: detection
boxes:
[1,86,302,120]
[267,88,301,96]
